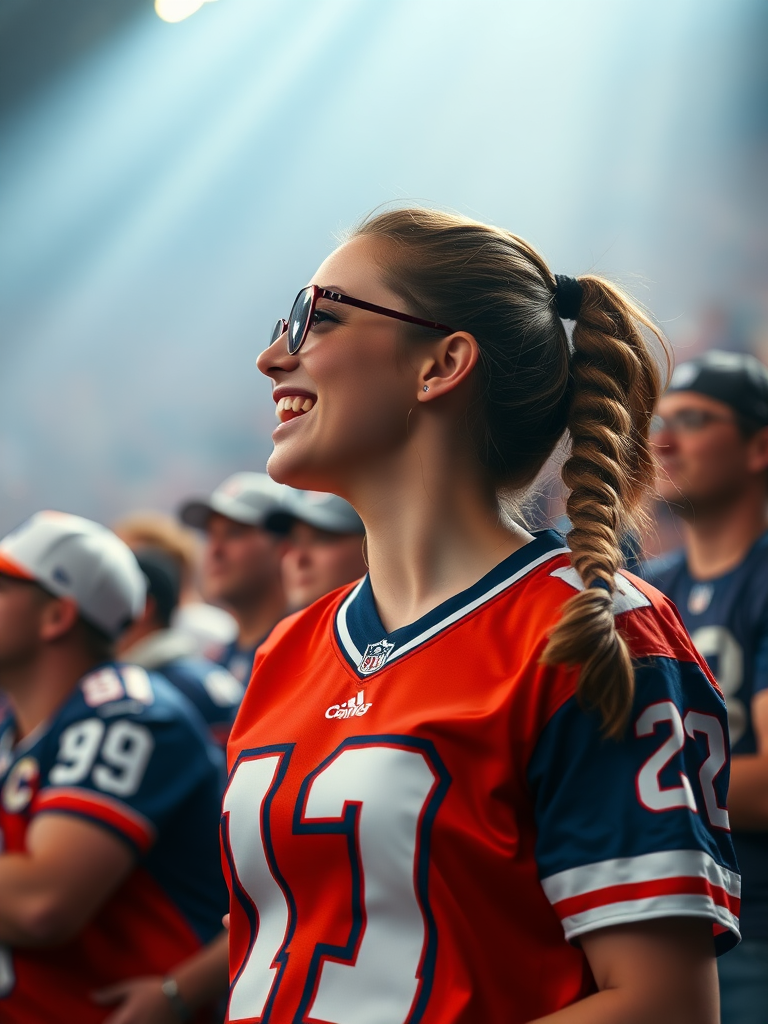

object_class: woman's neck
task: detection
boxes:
[351,446,533,633]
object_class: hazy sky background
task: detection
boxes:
[1,0,766,534]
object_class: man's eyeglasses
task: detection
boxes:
[270,285,455,356]
[651,409,736,435]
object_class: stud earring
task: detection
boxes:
[422,385,429,392]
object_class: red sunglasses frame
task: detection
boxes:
[272,285,455,355]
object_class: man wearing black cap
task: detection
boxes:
[179,472,292,686]
[643,350,768,1024]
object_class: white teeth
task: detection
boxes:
[275,395,316,421]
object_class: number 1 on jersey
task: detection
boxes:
[222,738,450,1024]
[222,749,294,1022]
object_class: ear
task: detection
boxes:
[416,331,480,402]
[39,596,80,643]
[746,425,768,475]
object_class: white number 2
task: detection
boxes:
[50,719,154,797]
[222,740,447,1024]
[636,701,728,829]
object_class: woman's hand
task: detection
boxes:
[91,977,179,1024]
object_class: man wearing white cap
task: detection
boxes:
[0,512,227,1023]
[281,491,367,611]
[179,472,292,686]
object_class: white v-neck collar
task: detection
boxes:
[334,530,569,678]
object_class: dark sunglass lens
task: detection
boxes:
[288,288,313,354]
[270,319,288,345]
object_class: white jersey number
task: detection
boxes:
[636,701,729,829]
[222,739,448,1024]
[690,626,747,746]
[50,719,154,797]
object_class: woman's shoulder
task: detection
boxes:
[526,557,706,667]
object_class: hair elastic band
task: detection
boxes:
[589,577,612,593]
[554,275,583,321]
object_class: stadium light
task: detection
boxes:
[155,0,218,23]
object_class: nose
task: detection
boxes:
[206,535,225,563]
[256,330,299,377]
[296,545,313,569]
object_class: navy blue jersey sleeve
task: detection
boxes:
[34,664,225,856]
[528,655,741,954]
[158,657,243,745]
[754,622,768,697]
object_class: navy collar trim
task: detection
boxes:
[334,529,569,678]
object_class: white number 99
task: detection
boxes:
[51,719,154,797]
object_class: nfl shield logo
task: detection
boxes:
[358,639,395,675]
[688,583,714,615]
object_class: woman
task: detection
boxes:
[222,208,739,1023]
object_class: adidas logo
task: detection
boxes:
[325,690,373,720]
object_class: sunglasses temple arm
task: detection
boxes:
[328,291,453,333]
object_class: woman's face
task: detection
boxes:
[257,235,428,493]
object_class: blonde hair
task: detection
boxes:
[355,208,666,737]
[112,511,200,597]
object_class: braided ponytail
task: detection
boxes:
[352,208,667,737]
[541,276,666,737]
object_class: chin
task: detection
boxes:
[266,446,347,495]
[662,494,695,520]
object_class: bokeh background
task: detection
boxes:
[1,0,767,536]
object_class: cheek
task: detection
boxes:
[0,601,37,654]
[245,540,279,576]
[281,551,304,578]
[269,345,414,487]
[693,436,743,471]
[680,436,748,490]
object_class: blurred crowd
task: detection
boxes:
[0,346,767,1022]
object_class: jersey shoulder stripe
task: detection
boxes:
[34,786,156,853]
[550,564,721,683]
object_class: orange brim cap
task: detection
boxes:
[0,552,36,581]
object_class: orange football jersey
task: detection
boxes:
[223,531,739,1023]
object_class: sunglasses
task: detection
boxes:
[651,409,737,435]
[270,285,455,355]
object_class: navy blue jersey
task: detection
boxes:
[120,630,243,746]
[0,662,227,1023]
[643,531,768,940]
[155,657,243,746]
[216,639,259,687]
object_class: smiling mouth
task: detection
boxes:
[276,395,316,423]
